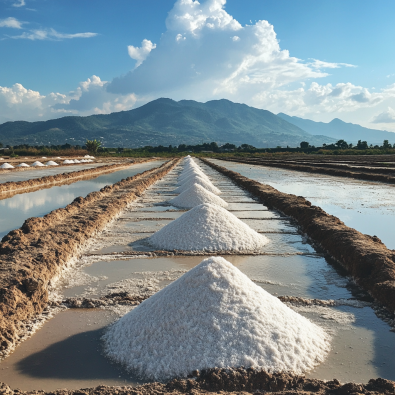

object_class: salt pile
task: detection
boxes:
[74,159,81,163]
[174,175,221,195]
[149,203,268,251]
[31,161,45,167]
[45,161,58,166]
[103,256,330,380]
[169,184,228,209]
[17,163,30,167]
[178,170,210,184]
[63,159,74,164]
[0,163,14,169]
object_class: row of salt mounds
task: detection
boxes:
[169,184,228,209]
[31,161,45,167]
[174,174,221,195]
[103,256,330,381]
[17,163,30,167]
[178,167,210,184]
[149,203,268,251]
[0,163,14,169]
[45,161,58,166]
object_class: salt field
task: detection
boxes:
[0,160,165,239]
[211,159,395,249]
[1,158,395,391]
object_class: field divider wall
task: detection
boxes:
[0,158,180,358]
[201,158,395,313]
[0,159,152,195]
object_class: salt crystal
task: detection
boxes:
[169,183,228,209]
[149,203,268,251]
[103,256,330,380]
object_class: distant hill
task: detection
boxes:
[277,113,395,145]
[0,98,335,148]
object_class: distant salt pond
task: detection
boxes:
[0,160,165,240]
[212,159,395,249]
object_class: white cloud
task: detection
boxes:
[372,107,395,123]
[12,0,25,7]
[309,59,356,69]
[127,39,156,67]
[232,35,240,42]
[0,17,25,29]
[8,28,97,40]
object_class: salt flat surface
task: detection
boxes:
[174,175,221,195]
[169,183,228,209]
[149,203,269,251]
[103,256,330,380]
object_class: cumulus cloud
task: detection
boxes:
[8,28,97,40]
[128,39,156,67]
[372,108,395,123]
[12,0,25,7]
[0,17,25,29]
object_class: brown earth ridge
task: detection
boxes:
[201,158,395,314]
[1,368,395,395]
[0,158,180,359]
[218,157,395,184]
[0,159,151,195]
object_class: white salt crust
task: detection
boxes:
[45,161,58,166]
[174,175,221,195]
[31,161,45,167]
[149,203,269,251]
[0,163,14,169]
[103,256,330,381]
[169,183,228,209]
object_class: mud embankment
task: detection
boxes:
[202,158,395,314]
[0,158,179,358]
[220,157,395,184]
[0,159,150,195]
[1,368,394,394]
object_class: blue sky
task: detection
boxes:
[1,0,395,131]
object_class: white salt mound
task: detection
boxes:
[74,159,81,163]
[17,163,30,167]
[178,170,210,184]
[31,161,45,167]
[174,175,221,195]
[103,256,330,380]
[45,161,58,166]
[63,159,73,164]
[0,163,14,169]
[169,183,228,209]
[149,203,268,251]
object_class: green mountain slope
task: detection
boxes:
[277,113,395,145]
[0,98,335,148]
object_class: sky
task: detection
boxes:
[1,0,395,132]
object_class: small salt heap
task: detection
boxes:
[31,161,45,167]
[63,159,74,164]
[149,203,268,251]
[17,163,30,167]
[103,256,330,380]
[74,159,81,163]
[169,184,228,209]
[45,161,58,166]
[178,170,210,185]
[0,163,14,169]
[174,175,221,195]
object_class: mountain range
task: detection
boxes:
[0,98,393,148]
[278,113,395,145]
[0,98,334,148]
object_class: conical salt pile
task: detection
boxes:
[45,161,58,166]
[103,256,330,380]
[17,163,30,167]
[178,170,210,184]
[149,203,268,251]
[63,159,73,164]
[31,161,45,167]
[0,163,14,169]
[169,184,228,209]
[174,175,221,195]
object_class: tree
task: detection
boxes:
[357,140,368,150]
[85,139,102,154]
[335,139,349,149]
[383,140,392,149]
[300,141,309,149]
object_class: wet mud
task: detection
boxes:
[201,158,395,314]
[0,158,180,359]
[1,367,394,394]
[221,157,395,184]
[0,159,151,195]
